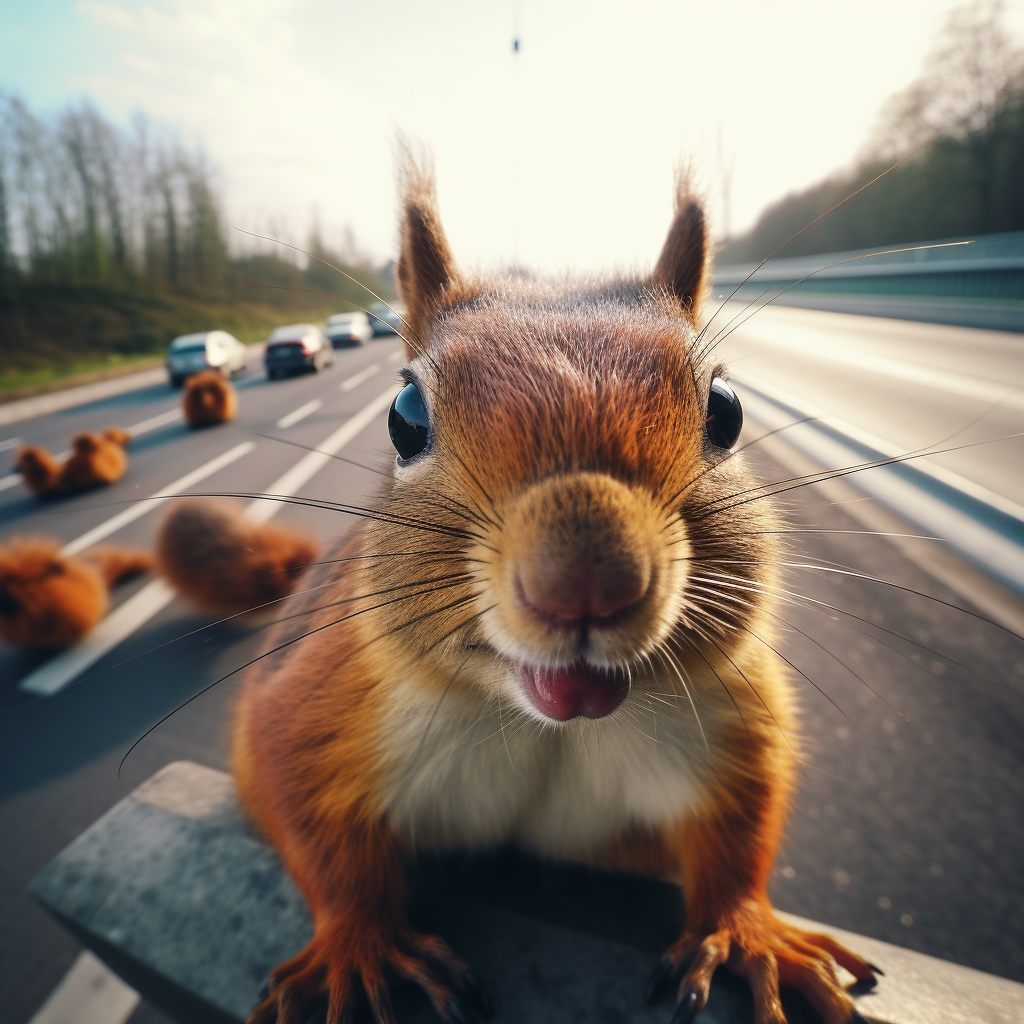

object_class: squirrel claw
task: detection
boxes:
[460,970,493,1018]
[670,990,699,1024]
[446,997,479,1024]
[645,959,674,1004]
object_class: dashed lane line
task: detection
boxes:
[19,441,255,696]
[19,386,399,696]
[0,405,185,494]
[61,442,255,557]
[339,364,380,392]
[246,385,398,524]
[276,398,322,429]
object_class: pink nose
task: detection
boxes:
[517,550,650,624]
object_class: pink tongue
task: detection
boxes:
[518,662,630,721]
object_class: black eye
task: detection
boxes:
[389,381,431,461]
[706,377,742,449]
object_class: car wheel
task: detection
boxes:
[267,368,279,380]
[170,375,183,388]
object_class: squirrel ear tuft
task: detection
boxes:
[396,155,459,357]
[652,180,710,324]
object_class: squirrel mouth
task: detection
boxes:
[515,661,630,721]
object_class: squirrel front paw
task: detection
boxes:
[645,899,878,1024]
[249,920,492,1024]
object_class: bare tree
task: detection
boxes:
[874,0,1024,153]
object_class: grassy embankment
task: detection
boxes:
[0,286,339,404]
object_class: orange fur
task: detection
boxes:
[0,537,151,650]
[156,499,317,614]
[15,446,63,496]
[234,165,875,1024]
[182,369,238,426]
[61,431,128,490]
[15,426,131,497]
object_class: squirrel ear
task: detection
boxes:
[652,186,710,323]
[396,161,459,357]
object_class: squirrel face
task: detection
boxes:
[363,173,774,728]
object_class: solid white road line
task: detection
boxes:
[26,951,139,1024]
[247,385,398,524]
[0,405,184,494]
[733,321,1024,412]
[20,387,398,696]
[0,436,22,451]
[339,364,380,392]
[276,398,322,429]
[61,442,255,557]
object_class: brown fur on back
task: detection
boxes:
[182,370,238,426]
[0,537,150,649]
[16,427,131,497]
[61,432,128,490]
[156,499,317,614]
[16,447,63,496]
[82,546,154,587]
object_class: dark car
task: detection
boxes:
[367,302,407,337]
[264,324,334,379]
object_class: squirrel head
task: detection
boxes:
[368,162,775,725]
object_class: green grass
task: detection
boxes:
[0,285,341,402]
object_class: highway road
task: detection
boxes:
[2,311,1024,1024]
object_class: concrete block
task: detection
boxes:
[30,761,1024,1024]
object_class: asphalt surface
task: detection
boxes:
[711,302,1024,508]
[1,310,1023,1024]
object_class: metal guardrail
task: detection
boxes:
[714,231,1024,302]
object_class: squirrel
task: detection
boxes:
[228,163,879,1024]
[156,499,317,615]
[182,368,238,426]
[0,537,151,649]
[17,427,132,497]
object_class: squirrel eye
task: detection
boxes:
[389,381,431,461]
[706,377,742,449]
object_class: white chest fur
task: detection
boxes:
[376,671,716,859]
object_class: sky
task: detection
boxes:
[2,0,1023,273]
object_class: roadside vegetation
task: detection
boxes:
[0,96,393,397]
[719,1,1024,263]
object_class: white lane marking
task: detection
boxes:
[20,388,398,695]
[61,442,254,557]
[247,385,398,524]
[27,950,139,1024]
[126,406,184,435]
[339,364,380,392]
[0,437,22,452]
[732,321,1024,412]
[0,407,182,494]
[276,398,322,429]
[735,371,1024,523]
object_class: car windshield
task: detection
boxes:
[268,325,310,342]
[169,334,208,351]
[327,314,356,327]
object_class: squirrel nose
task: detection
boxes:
[517,550,651,624]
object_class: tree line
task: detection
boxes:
[718,1,1024,264]
[0,92,391,313]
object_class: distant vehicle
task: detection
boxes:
[264,324,334,379]
[166,331,247,388]
[325,311,373,348]
[367,302,407,337]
